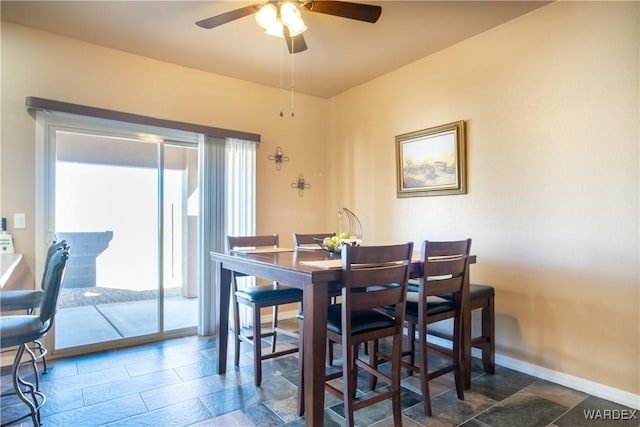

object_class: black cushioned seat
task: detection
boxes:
[326,305,395,335]
[235,285,302,302]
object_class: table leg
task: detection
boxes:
[217,265,231,374]
[462,266,471,389]
[303,281,329,426]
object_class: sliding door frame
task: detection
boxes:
[35,110,206,357]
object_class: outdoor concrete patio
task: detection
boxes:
[55,293,198,349]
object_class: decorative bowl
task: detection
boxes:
[313,237,362,254]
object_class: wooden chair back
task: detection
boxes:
[341,242,414,337]
[292,232,334,248]
[417,239,472,305]
[228,234,279,251]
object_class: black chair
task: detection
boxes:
[0,244,70,426]
[382,239,472,416]
[228,234,302,386]
[298,242,413,427]
[0,240,68,375]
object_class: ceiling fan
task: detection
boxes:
[196,1,382,54]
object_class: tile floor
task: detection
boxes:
[1,330,638,427]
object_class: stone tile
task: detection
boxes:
[404,388,497,426]
[263,393,302,424]
[102,398,213,426]
[473,391,569,427]
[82,368,183,405]
[240,402,287,426]
[254,373,299,401]
[553,395,640,427]
[370,414,427,427]
[469,365,538,402]
[173,357,223,382]
[124,350,212,377]
[40,387,84,417]
[38,365,131,394]
[190,409,253,426]
[41,394,148,426]
[140,373,229,410]
[41,359,79,379]
[459,418,493,427]
[524,379,589,408]
[327,385,422,426]
[199,382,261,417]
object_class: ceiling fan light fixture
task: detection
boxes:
[264,20,284,37]
[279,1,301,27]
[286,18,308,37]
[255,3,278,30]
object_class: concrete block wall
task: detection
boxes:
[57,231,113,288]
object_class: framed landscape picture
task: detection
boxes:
[395,120,467,197]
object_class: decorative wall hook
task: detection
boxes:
[291,173,311,197]
[267,146,290,171]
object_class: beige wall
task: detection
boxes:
[0,21,330,270]
[328,1,639,397]
[1,0,638,403]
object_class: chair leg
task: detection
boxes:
[10,344,43,427]
[482,296,495,374]
[343,340,356,427]
[24,344,41,393]
[34,340,48,374]
[271,305,278,354]
[327,340,334,365]
[297,316,305,417]
[391,331,403,426]
[253,304,263,387]
[368,339,378,391]
[452,315,465,400]
[233,296,241,367]
[408,322,416,376]
[418,323,433,417]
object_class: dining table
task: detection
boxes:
[210,246,476,426]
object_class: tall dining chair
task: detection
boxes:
[0,240,68,374]
[292,232,334,249]
[0,244,70,427]
[376,239,472,416]
[293,231,341,365]
[227,234,302,386]
[298,242,413,427]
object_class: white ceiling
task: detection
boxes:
[1,1,550,98]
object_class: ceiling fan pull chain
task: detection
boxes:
[290,36,295,117]
[279,37,285,117]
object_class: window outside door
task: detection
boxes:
[45,124,199,353]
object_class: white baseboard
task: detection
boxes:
[426,335,640,410]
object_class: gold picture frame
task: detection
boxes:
[396,120,467,197]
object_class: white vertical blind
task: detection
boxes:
[225,138,257,328]
[198,135,226,335]
[225,138,256,239]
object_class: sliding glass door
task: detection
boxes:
[44,121,199,354]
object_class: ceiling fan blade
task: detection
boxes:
[285,32,308,54]
[303,1,382,23]
[195,4,261,29]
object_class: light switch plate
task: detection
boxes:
[14,213,26,229]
